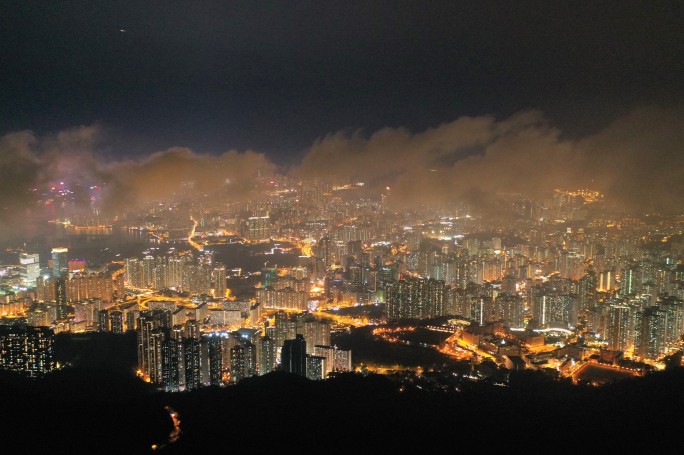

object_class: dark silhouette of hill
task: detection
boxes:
[55,331,138,370]
[333,326,456,369]
[161,369,684,453]
[0,339,171,455]
[3,330,684,454]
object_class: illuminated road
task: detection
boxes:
[112,267,125,279]
[187,218,203,251]
[260,307,367,328]
[438,340,473,361]
[116,292,196,311]
[572,360,642,384]
[444,332,496,361]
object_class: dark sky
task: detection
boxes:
[1,1,682,164]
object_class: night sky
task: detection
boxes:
[2,1,682,163]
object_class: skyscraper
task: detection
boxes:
[281,334,306,377]
[635,306,668,360]
[183,319,201,390]
[183,337,201,390]
[125,258,142,288]
[297,316,331,354]
[142,255,155,289]
[0,325,55,377]
[258,335,276,375]
[230,344,246,383]
[306,355,326,380]
[149,329,165,385]
[606,305,633,351]
[97,309,109,332]
[162,335,182,392]
[212,266,226,298]
[109,310,124,333]
[385,277,446,320]
[333,348,352,372]
[206,334,223,386]
[317,236,331,269]
[20,253,40,287]
[138,311,165,383]
[51,247,68,278]
[54,277,69,320]
[261,267,278,289]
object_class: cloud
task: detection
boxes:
[0,126,277,237]
[291,106,684,213]
[110,147,277,204]
[0,105,682,238]
[577,105,684,212]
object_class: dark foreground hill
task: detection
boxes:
[162,369,684,453]
[2,367,684,454]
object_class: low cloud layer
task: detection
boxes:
[0,106,682,237]
[0,126,276,237]
[294,105,684,212]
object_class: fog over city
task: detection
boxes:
[2,104,683,237]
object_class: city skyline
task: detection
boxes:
[1,3,684,451]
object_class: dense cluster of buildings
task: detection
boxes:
[0,324,55,378]
[1,174,684,381]
[124,252,226,297]
[136,308,351,390]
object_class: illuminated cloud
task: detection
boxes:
[110,147,277,203]
[0,126,276,236]
[293,106,684,213]
[0,105,681,238]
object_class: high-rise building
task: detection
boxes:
[317,237,332,269]
[261,268,278,289]
[297,316,331,354]
[20,253,40,287]
[385,277,446,320]
[496,294,525,329]
[149,329,165,385]
[635,306,666,360]
[125,258,142,288]
[205,334,223,386]
[258,335,276,375]
[137,311,173,384]
[51,247,68,278]
[167,256,185,289]
[142,255,155,289]
[245,216,271,241]
[162,335,182,392]
[333,348,352,372]
[212,266,226,298]
[243,341,257,378]
[183,336,201,390]
[532,294,577,329]
[109,310,124,333]
[606,305,633,351]
[230,344,246,383]
[54,278,70,320]
[306,355,326,380]
[273,311,297,360]
[0,325,55,377]
[68,272,116,302]
[313,345,336,377]
[349,265,363,292]
[256,287,309,311]
[281,334,307,377]
[657,297,683,348]
[97,309,109,332]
